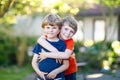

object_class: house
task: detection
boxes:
[73,4,120,42]
[14,15,44,37]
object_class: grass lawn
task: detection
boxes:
[0,65,33,80]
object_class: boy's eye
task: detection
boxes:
[46,26,50,29]
[64,28,68,31]
[53,26,57,29]
[64,27,74,34]
[70,31,74,34]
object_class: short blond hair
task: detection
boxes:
[42,13,62,29]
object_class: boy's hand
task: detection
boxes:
[47,70,58,79]
[38,71,48,80]
[38,52,47,62]
[38,49,47,61]
[56,58,63,64]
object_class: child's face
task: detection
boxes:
[44,25,60,39]
[60,23,75,40]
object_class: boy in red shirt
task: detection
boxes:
[38,16,78,80]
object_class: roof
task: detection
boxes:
[76,4,120,17]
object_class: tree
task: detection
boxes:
[0,0,15,17]
[100,0,120,41]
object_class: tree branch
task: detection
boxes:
[0,0,15,17]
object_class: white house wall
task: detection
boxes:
[76,16,118,41]
[106,17,118,41]
[84,17,94,40]
[14,15,118,41]
[14,15,44,37]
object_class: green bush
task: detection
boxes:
[74,41,118,69]
[0,33,17,66]
[0,31,37,66]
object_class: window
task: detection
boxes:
[94,20,105,41]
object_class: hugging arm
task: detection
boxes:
[37,36,73,59]
[37,35,58,52]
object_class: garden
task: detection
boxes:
[0,32,120,80]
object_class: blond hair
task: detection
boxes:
[42,13,62,29]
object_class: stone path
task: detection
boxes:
[77,73,120,80]
[22,73,36,80]
[77,70,120,80]
[23,70,120,80]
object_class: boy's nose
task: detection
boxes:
[66,31,71,37]
[66,30,70,35]
[49,28,53,31]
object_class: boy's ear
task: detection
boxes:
[57,29,60,33]
[57,30,60,36]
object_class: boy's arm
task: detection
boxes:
[38,35,74,59]
[40,49,72,60]
[47,60,69,79]
[32,54,47,79]
[37,35,58,52]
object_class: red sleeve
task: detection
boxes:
[64,39,74,50]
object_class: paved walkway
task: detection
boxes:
[22,70,120,80]
[22,73,36,80]
[77,70,120,80]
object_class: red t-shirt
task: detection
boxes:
[64,39,78,75]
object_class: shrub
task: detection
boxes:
[74,40,118,70]
[0,31,37,66]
